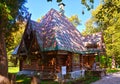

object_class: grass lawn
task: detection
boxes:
[16,75,31,84]
[15,75,100,84]
[106,68,120,74]
[8,66,101,84]
[40,81,59,84]
[8,66,19,73]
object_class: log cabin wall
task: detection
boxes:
[79,54,83,69]
[20,51,97,72]
[80,54,95,70]
[56,54,67,72]
[20,55,40,71]
[40,52,57,72]
[56,51,72,73]
[20,51,73,73]
[20,56,55,72]
[19,49,99,73]
[72,54,80,71]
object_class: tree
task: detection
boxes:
[103,16,120,68]
[82,18,99,36]
[85,0,120,68]
[6,22,25,53]
[6,22,25,67]
[0,0,27,77]
[68,15,81,27]
[47,0,94,10]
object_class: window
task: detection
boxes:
[73,54,79,65]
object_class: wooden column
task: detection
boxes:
[97,51,100,62]
[88,56,90,65]
[19,59,23,71]
[81,54,84,69]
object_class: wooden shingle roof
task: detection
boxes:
[33,9,86,53]
[13,9,105,55]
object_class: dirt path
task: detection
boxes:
[91,72,120,84]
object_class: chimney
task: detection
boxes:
[58,2,65,15]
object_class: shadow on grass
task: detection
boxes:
[15,75,100,84]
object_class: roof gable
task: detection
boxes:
[14,9,105,55]
[35,9,86,53]
[83,32,105,50]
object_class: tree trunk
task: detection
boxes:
[0,30,8,77]
[111,34,115,68]
[111,55,115,68]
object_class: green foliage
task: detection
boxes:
[16,75,31,84]
[41,81,58,84]
[15,75,99,84]
[0,0,27,53]
[56,0,62,2]
[81,0,94,10]
[6,22,25,52]
[47,0,94,10]
[0,0,27,28]
[100,55,107,68]
[68,15,81,27]
[0,0,27,55]
[84,76,99,84]
[8,66,19,73]
[7,23,25,68]
[107,68,120,73]
[82,18,99,36]
[70,76,99,84]
[47,0,62,2]
[0,2,12,21]
[0,0,27,77]
[103,9,120,67]
[82,0,120,68]
[16,74,59,84]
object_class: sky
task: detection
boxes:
[25,0,100,32]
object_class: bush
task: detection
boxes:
[16,74,31,84]
[107,68,120,73]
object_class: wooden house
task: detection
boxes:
[13,9,105,79]
[80,32,106,70]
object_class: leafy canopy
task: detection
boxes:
[82,0,120,66]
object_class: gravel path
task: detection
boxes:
[91,72,120,84]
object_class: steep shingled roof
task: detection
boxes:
[34,8,86,53]
[13,9,105,55]
[83,32,105,51]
